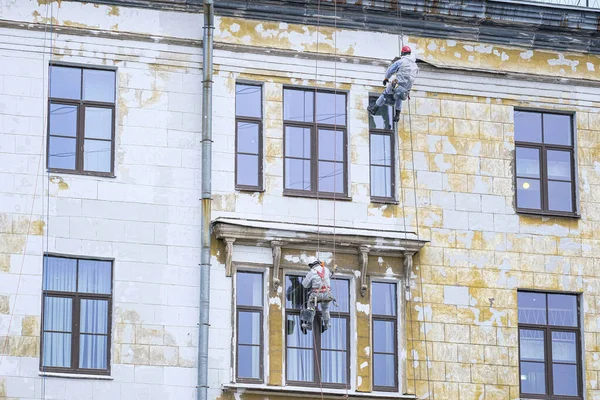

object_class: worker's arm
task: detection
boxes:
[302,271,313,288]
[384,58,403,80]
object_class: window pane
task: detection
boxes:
[518,292,547,324]
[44,297,73,332]
[79,334,107,369]
[520,361,545,394]
[371,166,392,198]
[372,282,396,316]
[50,66,81,100]
[237,154,259,187]
[84,107,112,140]
[238,345,260,379]
[374,320,395,353]
[78,260,112,294]
[48,137,76,170]
[284,89,313,122]
[42,332,72,368]
[237,121,259,154]
[321,318,347,351]
[83,69,115,103]
[330,279,349,312]
[237,272,262,307]
[543,114,571,146]
[520,329,545,361]
[553,363,578,396]
[286,314,313,348]
[516,147,540,178]
[548,181,573,212]
[371,134,392,166]
[547,150,571,181]
[236,84,261,118]
[44,257,77,292]
[316,92,345,125]
[514,111,542,143]
[285,276,309,310]
[318,129,344,162]
[285,126,311,158]
[552,331,577,362]
[318,161,344,193]
[321,350,347,384]
[285,159,311,191]
[83,139,111,173]
[374,354,396,387]
[80,299,109,334]
[516,178,541,210]
[287,348,314,381]
[369,98,393,130]
[548,294,577,327]
[49,104,77,137]
[238,311,261,345]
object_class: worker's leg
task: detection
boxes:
[321,300,331,329]
[369,84,394,115]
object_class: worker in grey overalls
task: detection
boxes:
[368,45,419,123]
[301,260,337,333]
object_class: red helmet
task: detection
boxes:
[401,45,411,54]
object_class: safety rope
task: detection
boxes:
[392,0,433,398]
[0,5,56,400]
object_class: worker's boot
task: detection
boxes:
[393,110,401,123]
[367,104,379,116]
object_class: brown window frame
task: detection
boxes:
[235,83,264,191]
[47,63,116,177]
[235,271,264,383]
[369,96,396,203]
[371,281,398,392]
[518,290,582,400]
[40,254,113,376]
[514,110,577,217]
[283,87,349,199]
[284,274,350,389]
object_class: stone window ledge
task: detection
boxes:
[39,371,113,380]
[222,383,416,399]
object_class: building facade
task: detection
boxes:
[1,0,599,399]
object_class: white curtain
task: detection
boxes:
[286,314,314,382]
[78,260,111,294]
[44,257,76,291]
[79,299,108,369]
[42,297,72,368]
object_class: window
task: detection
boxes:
[235,84,263,190]
[372,282,398,391]
[514,111,576,215]
[48,65,116,176]
[283,88,347,197]
[518,291,582,399]
[236,271,264,382]
[41,255,112,375]
[368,97,395,201]
[285,275,349,388]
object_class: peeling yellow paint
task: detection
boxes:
[49,176,68,190]
[108,6,120,16]
[37,0,61,6]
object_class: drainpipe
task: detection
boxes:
[198,0,214,400]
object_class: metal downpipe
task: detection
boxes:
[199,0,214,399]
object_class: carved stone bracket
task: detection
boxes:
[224,238,236,277]
[271,241,282,291]
[358,245,370,297]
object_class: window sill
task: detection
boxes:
[223,383,416,399]
[48,169,116,179]
[236,186,265,193]
[283,191,352,202]
[371,198,399,205]
[516,209,581,219]
[39,371,113,380]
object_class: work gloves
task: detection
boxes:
[383,78,389,86]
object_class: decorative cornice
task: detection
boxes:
[212,218,428,256]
